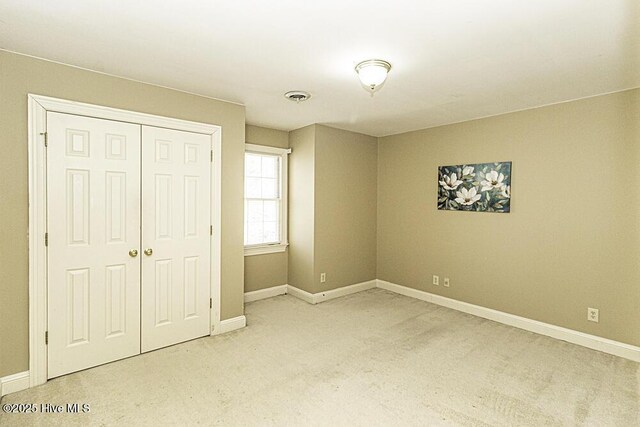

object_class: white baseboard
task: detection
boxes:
[286,285,316,304]
[287,279,377,305]
[1,371,30,397]
[377,279,640,363]
[213,315,247,335]
[314,280,378,303]
[244,284,288,303]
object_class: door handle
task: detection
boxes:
[144,248,153,256]
[129,249,138,257]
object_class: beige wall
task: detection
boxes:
[287,125,378,293]
[0,51,246,377]
[314,125,377,291]
[244,125,289,292]
[377,89,640,347]
[246,125,288,149]
[288,125,316,292]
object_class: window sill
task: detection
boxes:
[244,243,288,257]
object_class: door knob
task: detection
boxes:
[129,249,138,257]
[144,248,153,256]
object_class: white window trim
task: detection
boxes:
[244,143,291,256]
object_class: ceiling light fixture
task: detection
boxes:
[284,91,311,103]
[355,59,391,96]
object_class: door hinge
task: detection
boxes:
[45,331,48,345]
[210,150,213,162]
[210,298,212,309]
[210,225,213,235]
[42,132,48,147]
[44,232,48,246]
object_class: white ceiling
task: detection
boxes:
[1,1,638,137]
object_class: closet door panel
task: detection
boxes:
[47,112,141,378]
[141,126,211,352]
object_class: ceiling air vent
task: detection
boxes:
[284,91,311,103]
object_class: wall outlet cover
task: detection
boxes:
[444,278,450,287]
[432,275,439,286]
[587,307,599,323]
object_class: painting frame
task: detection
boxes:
[437,161,512,213]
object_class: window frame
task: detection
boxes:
[244,143,290,256]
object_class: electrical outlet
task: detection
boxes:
[444,277,450,287]
[320,273,326,283]
[432,275,439,286]
[587,307,599,323]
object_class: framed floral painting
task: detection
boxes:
[437,162,511,212]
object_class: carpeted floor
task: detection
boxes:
[1,288,638,426]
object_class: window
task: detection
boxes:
[244,144,289,255]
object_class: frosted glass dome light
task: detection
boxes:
[355,59,391,95]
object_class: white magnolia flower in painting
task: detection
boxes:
[481,170,505,192]
[501,185,511,198]
[462,166,475,177]
[455,187,481,206]
[439,173,463,190]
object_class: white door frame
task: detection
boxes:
[28,94,222,387]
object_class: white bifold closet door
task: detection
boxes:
[47,113,212,378]
[47,112,142,378]
[141,126,211,353]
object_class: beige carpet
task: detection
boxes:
[1,288,638,426]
